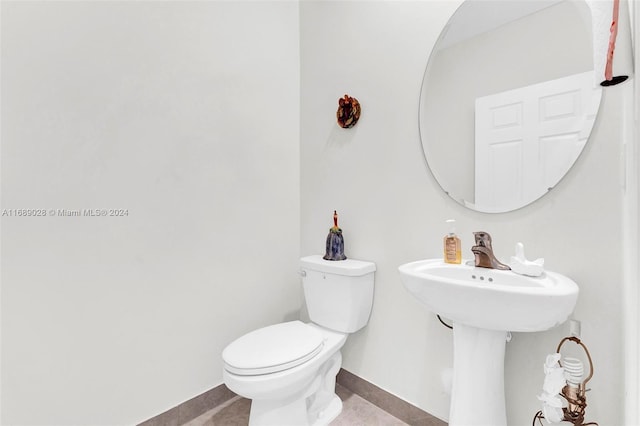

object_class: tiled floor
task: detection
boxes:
[183,384,412,426]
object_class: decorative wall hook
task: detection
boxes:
[600,0,627,86]
[588,0,629,86]
[533,336,598,426]
[336,94,361,128]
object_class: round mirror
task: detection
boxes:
[419,0,601,213]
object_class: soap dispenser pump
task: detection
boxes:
[443,219,461,264]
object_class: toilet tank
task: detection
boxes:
[300,255,376,333]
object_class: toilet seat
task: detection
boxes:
[223,320,324,376]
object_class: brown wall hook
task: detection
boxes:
[337,94,361,128]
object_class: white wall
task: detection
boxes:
[624,2,640,423]
[1,2,300,425]
[2,1,634,425]
[301,1,630,425]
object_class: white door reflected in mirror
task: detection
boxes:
[419,0,601,213]
[473,71,601,213]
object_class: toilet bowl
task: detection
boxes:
[221,255,376,426]
[223,322,347,425]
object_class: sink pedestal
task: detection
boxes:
[450,323,507,426]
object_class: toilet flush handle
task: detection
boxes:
[298,270,307,277]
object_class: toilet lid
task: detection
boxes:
[222,321,324,376]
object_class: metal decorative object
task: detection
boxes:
[533,336,598,426]
[471,231,511,270]
[323,210,346,261]
[336,94,361,128]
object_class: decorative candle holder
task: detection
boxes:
[323,210,346,261]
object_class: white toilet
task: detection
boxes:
[222,255,376,426]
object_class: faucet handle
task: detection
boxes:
[471,231,510,270]
[473,231,493,248]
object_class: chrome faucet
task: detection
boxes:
[471,232,511,270]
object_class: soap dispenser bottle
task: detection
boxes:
[443,219,461,264]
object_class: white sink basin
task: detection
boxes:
[399,258,579,332]
[399,258,580,426]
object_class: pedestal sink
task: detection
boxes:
[398,259,579,426]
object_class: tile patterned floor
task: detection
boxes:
[183,384,413,426]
